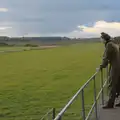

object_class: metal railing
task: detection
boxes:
[54,67,108,120]
[40,108,56,120]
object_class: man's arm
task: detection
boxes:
[100,43,113,68]
[100,56,109,68]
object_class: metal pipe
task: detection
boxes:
[97,79,107,101]
[85,102,96,120]
[54,71,99,120]
[106,66,109,95]
[85,78,108,120]
[101,69,104,105]
[93,76,98,120]
[81,89,86,120]
[52,108,56,120]
[40,108,53,120]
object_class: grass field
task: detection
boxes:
[0,43,104,120]
[0,47,28,51]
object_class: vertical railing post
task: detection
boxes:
[81,89,86,120]
[48,112,50,120]
[101,68,104,105]
[58,116,62,120]
[53,108,56,120]
[93,76,98,120]
[106,65,109,80]
[106,65,109,96]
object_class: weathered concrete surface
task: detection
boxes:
[99,98,120,120]
[99,107,120,120]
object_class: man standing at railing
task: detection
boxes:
[111,36,120,101]
[100,32,120,109]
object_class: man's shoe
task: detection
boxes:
[115,103,120,107]
[102,104,114,109]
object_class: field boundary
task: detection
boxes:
[0,46,60,54]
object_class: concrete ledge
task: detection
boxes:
[99,97,120,120]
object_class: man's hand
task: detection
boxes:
[100,64,103,69]
[116,93,119,98]
[96,68,100,72]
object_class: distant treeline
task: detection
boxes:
[0,36,103,46]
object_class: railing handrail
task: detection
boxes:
[54,68,101,120]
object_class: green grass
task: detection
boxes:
[0,47,29,51]
[0,43,104,120]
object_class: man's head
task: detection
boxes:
[100,32,111,44]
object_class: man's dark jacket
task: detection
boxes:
[101,41,120,100]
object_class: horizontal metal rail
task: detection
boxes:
[54,70,100,120]
[85,79,107,120]
[54,67,108,120]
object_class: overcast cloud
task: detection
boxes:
[0,0,120,38]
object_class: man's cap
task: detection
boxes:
[100,32,111,41]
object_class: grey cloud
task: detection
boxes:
[1,0,120,36]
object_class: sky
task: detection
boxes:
[1,0,120,38]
